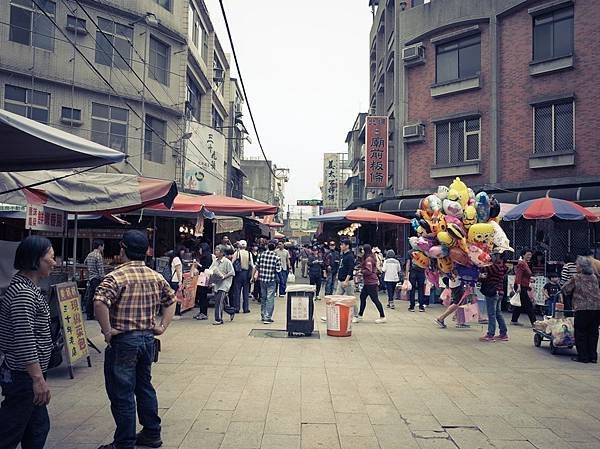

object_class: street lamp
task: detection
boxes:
[129,12,159,27]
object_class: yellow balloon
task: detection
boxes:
[468,223,494,246]
[437,231,456,247]
[449,177,469,208]
[463,205,477,229]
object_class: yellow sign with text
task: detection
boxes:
[55,282,89,364]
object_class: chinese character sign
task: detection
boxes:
[25,204,65,232]
[365,116,388,188]
[322,153,340,209]
[55,282,89,364]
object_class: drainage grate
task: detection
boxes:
[249,329,321,339]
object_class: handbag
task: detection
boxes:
[287,272,296,283]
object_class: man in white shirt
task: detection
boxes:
[274,242,291,297]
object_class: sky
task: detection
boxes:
[204,0,372,207]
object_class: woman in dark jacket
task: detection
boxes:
[353,244,386,324]
[510,249,536,326]
[308,247,326,299]
[0,236,56,449]
[193,243,213,320]
[562,256,600,363]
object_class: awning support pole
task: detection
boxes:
[152,215,157,269]
[72,213,78,280]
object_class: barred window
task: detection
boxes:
[533,101,574,154]
[61,106,81,121]
[435,118,480,165]
[533,7,573,61]
[9,0,55,51]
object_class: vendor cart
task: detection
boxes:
[533,309,575,355]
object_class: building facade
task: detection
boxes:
[365,0,600,214]
[0,0,245,194]
[241,158,288,222]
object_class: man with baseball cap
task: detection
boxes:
[94,230,176,449]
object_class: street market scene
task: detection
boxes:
[1,1,600,449]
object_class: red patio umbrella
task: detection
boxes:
[310,209,410,224]
[147,193,278,217]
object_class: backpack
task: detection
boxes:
[160,262,172,282]
[233,251,242,274]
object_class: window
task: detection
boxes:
[435,35,480,84]
[66,15,86,32]
[189,3,209,62]
[533,7,573,61]
[91,103,128,152]
[61,107,81,121]
[186,74,202,121]
[9,0,55,51]
[211,106,224,129]
[213,53,225,93]
[154,0,171,11]
[4,84,50,123]
[149,36,170,85]
[201,25,209,62]
[144,115,166,163]
[435,118,480,165]
[95,17,133,70]
[533,100,574,154]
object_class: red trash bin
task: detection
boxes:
[325,295,355,337]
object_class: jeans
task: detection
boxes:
[214,290,230,323]
[359,284,385,318]
[574,310,600,362]
[104,331,161,449]
[325,271,337,295]
[485,294,507,337]
[232,270,251,312]
[409,271,426,309]
[0,368,49,449]
[260,280,276,320]
[335,279,355,296]
[511,288,536,325]
[385,281,398,303]
[309,274,323,297]
[276,270,288,296]
[301,258,308,277]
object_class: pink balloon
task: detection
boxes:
[449,246,471,267]
[416,237,434,253]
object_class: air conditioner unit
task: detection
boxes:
[403,123,425,139]
[402,43,424,62]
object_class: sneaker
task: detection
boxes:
[390,304,395,309]
[263,320,271,324]
[434,319,446,329]
[494,334,510,341]
[193,313,208,320]
[352,316,362,323]
[408,307,415,312]
[386,303,391,308]
[510,321,523,326]
[419,307,425,312]
[213,321,224,325]
[375,317,387,324]
[268,319,274,323]
[479,335,495,342]
[320,316,327,322]
[455,324,470,328]
[135,431,163,448]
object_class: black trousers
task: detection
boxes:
[409,271,426,309]
[574,310,600,362]
[511,288,536,325]
[0,369,50,449]
[309,274,322,297]
[195,286,209,315]
[359,284,385,318]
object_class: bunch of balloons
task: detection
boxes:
[409,177,513,285]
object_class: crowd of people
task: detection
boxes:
[2,231,600,449]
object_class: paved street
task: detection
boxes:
[43,289,600,449]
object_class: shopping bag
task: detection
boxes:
[509,291,521,308]
[440,288,452,306]
[401,279,412,291]
[197,272,209,287]
[288,272,296,284]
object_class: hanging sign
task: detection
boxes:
[365,116,388,188]
[25,204,65,232]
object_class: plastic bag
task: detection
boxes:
[440,288,452,306]
[287,272,296,284]
[325,295,356,307]
[509,291,521,307]
[401,279,412,291]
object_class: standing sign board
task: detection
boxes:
[54,282,91,378]
[365,116,388,188]
[25,204,65,232]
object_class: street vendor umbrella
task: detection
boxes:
[195,194,278,216]
[0,170,177,214]
[503,197,600,222]
[309,209,410,224]
[0,108,126,171]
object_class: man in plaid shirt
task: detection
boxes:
[94,230,176,449]
[255,241,282,324]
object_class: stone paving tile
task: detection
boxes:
[36,298,600,449]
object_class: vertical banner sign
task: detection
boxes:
[365,116,388,188]
[322,153,339,211]
[54,282,91,378]
[25,204,65,232]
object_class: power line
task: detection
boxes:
[28,0,225,184]
[218,0,279,180]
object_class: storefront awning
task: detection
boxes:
[146,193,277,217]
[0,170,177,214]
[0,108,126,171]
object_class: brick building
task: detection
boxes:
[357,0,600,218]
